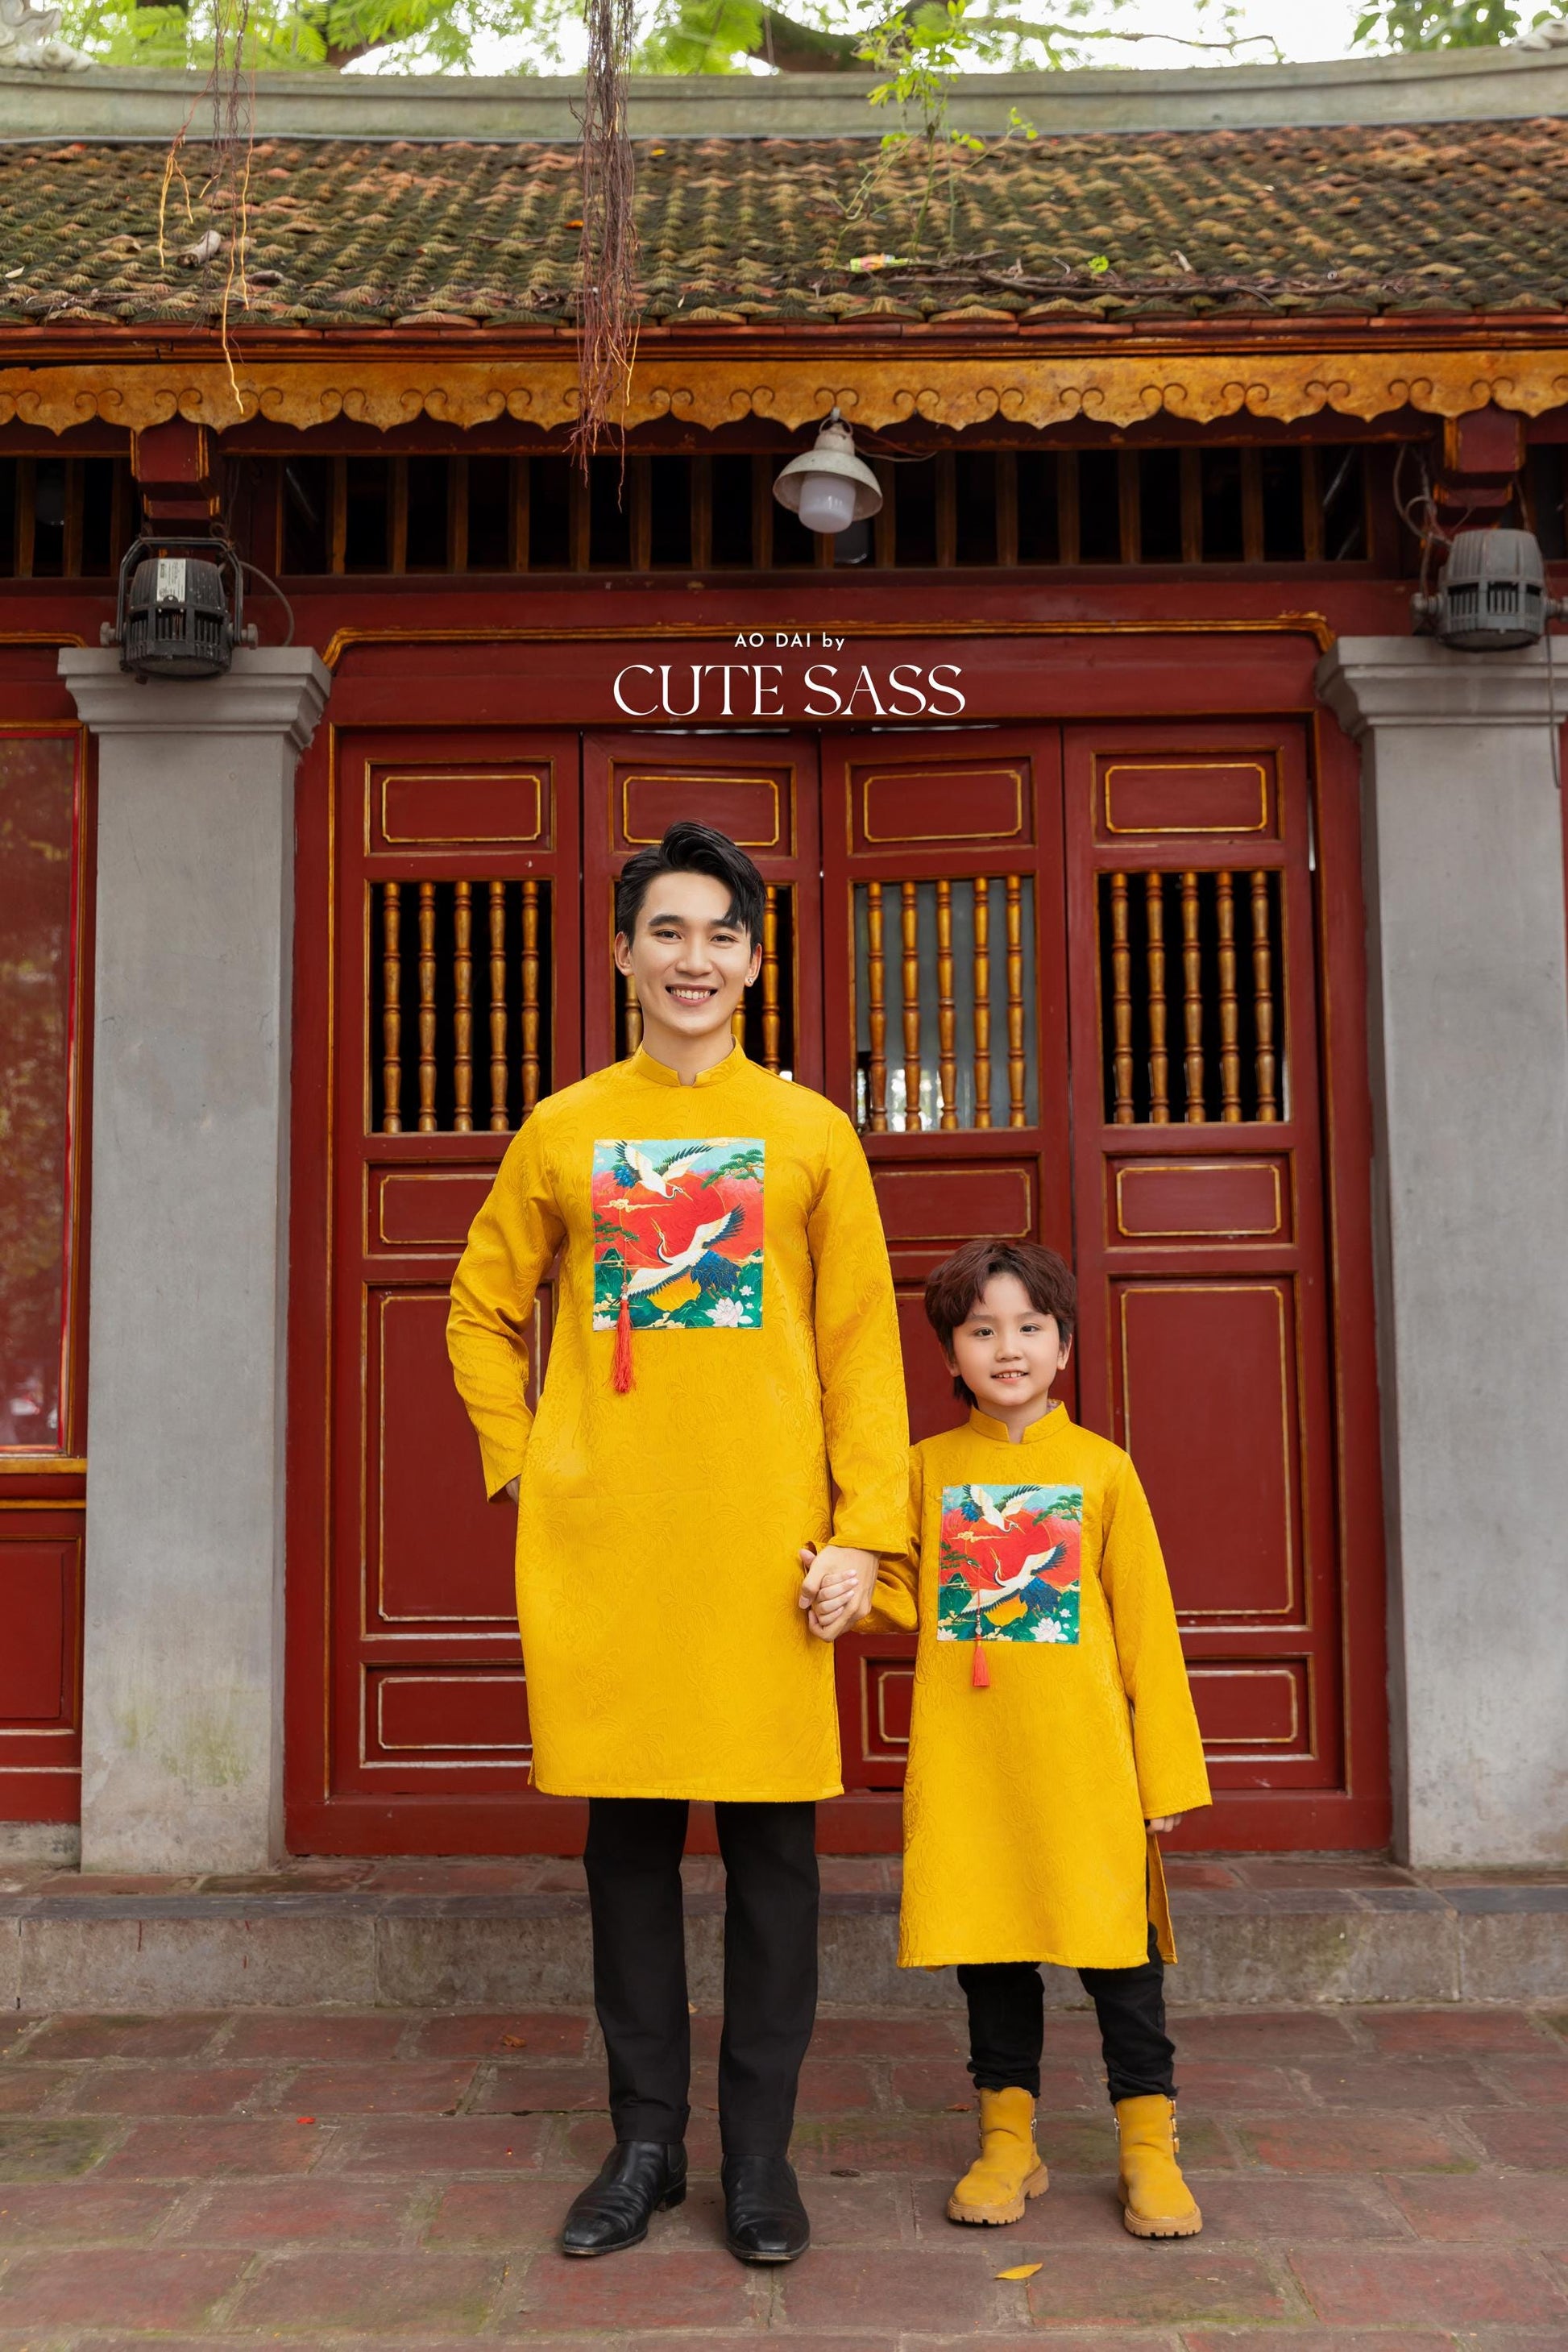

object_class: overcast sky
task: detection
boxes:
[1087,0,1363,68]
[361,0,1369,77]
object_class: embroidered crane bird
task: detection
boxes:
[970,1486,1038,1533]
[609,1141,708,1198]
[956,1541,1068,1616]
[621,1205,748,1299]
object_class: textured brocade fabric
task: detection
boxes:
[446,1047,908,1802]
[873,1406,1213,1972]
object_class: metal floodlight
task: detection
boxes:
[103,536,255,680]
[773,409,884,537]
[1412,527,1566,651]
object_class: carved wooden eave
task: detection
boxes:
[5,332,1568,438]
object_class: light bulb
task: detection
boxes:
[797,472,858,535]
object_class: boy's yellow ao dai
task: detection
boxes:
[447,1046,908,1804]
[874,1404,1212,1972]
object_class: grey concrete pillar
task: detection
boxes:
[59,649,330,1873]
[1319,637,1568,1869]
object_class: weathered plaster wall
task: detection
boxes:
[8,45,1568,140]
[1320,637,1568,1870]
[58,649,330,1876]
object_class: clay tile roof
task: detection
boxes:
[2,117,1567,332]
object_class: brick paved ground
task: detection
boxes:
[0,2000,1565,2346]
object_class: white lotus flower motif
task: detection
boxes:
[707,1299,749,1326]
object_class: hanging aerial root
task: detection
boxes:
[159,0,256,419]
[572,0,640,470]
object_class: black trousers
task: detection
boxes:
[958,1924,1176,2105]
[583,1794,819,2158]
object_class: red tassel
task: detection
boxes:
[971,1639,990,1689]
[612,1291,635,1392]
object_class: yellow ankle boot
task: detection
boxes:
[1114,2094,1202,2238]
[947,2085,1048,2225]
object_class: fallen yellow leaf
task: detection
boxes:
[995,2263,1042,2281]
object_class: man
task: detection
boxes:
[448,819,907,2264]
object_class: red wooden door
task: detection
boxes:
[289,726,584,1854]
[819,732,1074,1843]
[1062,720,1357,1846]
[287,687,1384,1854]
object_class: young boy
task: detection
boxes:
[849,1238,1212,2238]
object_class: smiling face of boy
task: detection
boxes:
[946,1272,1072,1438]
[614,869,761,1072]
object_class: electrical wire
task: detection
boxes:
[236,554,296,646]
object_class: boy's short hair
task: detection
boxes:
[924,1239,1077,1404]
[615,821,765,946]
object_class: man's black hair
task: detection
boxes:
[615,821,766,945]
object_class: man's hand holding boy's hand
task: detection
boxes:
[799,1545,877,1641]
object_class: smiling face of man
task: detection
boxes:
[614,869,761,1070]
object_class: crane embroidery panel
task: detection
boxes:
[937,1483,1084,1647]
[591,1139,765,1330]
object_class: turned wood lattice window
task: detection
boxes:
[0,458,133,579]
[1097,869,1284,1126]
[616,883,796,1078]
[854,878,1039,1133]
[371,879,554,1134]
[279,446,1370,577]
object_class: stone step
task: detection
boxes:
[2,1858,1563,2014]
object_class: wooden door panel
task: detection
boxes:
[852,754,1034,852]
[366,1667,530,1765]
[372,1289,519,1626]
[873,1161,1036,1252]
[1190,1661,1310,1754]
[0,1540,71,1716]
[834,1642,915,1790]
[1113,1279,1300,1622]
[374,765,550,852]
[372,1168,499,1251]
[1093,749,1281,844]
[1110,1157,1289,1244]
[0,1514,82,1815]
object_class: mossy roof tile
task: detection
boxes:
[2,118,1566,330]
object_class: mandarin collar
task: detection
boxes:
[968,1400,1068,1446]
[631,1043,745,1090]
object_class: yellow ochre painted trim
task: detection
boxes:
[4,346,1568,438]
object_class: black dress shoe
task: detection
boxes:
[561,2140,687,2257]
[721,2152,811,2263]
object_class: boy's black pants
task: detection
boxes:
[583,1794,818,2158]
[958,1924,1176,2104]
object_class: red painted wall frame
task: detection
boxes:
[284,624,1388,1856]
[0,653,95,1824]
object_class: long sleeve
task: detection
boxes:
[864,1446,923,1634]
[1098,1458,1213,1820]
[447,1110,566,1500]
[807,1110,909,1555]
